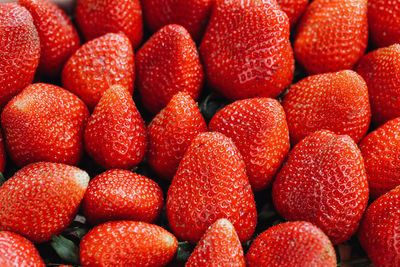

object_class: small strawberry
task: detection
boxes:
[136,24,204,114]
[0,162,89,243]
[1,83,89,167]
[246,221,336,267]
[62,32,134,109]
[282,70,371,145]
[80,221,177,267]
[84,84,147,170]
[277,0,309,27]
[272,130,369,244]
[0,132,6,173]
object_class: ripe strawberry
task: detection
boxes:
[246,221,336,267]
[75,0,143,49]
[277,0,309,27]
[0,132,6,173]
[0,3,40,108]
[147,92,207,180]
[355,44,400,126]
[167,132,257,244]
[272,130,369,244]
[282,70,371,145]
[0,162,90,243]
[62,32,134,109]
[136,24,204,114]
[294,0,368,74]
[209,98,289,191]
[84,84,147,170]
[1,83,89,167]
[18,0,80,76]
[80,221,177,267]
[0,231,45,266]
[82,169,163,225]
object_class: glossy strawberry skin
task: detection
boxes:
[272,130,369,245]
[80,221,178,267]
[0,162,89,243]
[147,92,207,180]
[62,33,134,110]
[209,98,289,191]
[277,0,309,26]
[1,83,89,167]
[200,0,294,100]
[84,85,147,170]
[136,24,204,114]
[282,70,371,145]
[0,3,40,108]
[167,132,257,244]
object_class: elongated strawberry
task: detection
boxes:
[0,162,89,243]
[80,221,177,267]
[1,83,89,167]
[277,0,309,27]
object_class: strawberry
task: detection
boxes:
[272,130,369,244]
[246,221,336,267]
[18,0,80,76]
[277,0,309,27]
[1,83,89,167]
[282,70,371,145]
[84,84,147,170]
[167,132,257,243]
[294,0,368,74]
[80,221,177,267]
[0,3,40,108]
[147,92,207,180]
[0,231,45,266]
[75,0,143,49]
[62,32,134,110]
[0,162,89,243]
[82,169,164,225]
[200,0,294,100]
[0,132,6,174]
[136,24,204,114]
[355,44,400,126]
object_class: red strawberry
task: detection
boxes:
[18,0,80,76]
[200,0,294,100]
[147,92,207,180]
[246,221,336,267]
[82,169,163,225]
[0,3,40,108]
[209,98,289,191]
[167,132,257,243]
[0,162,89,243]
[282,70,371,145]
[277,0,309,27]
[75,0,143,49]
[62,32,134,109]
[1,83,89,167]
[0,231,45,266]
[136,24,204,114]
[356,44,400,126]
[0,132,6,173]
[84,84,147,170]
[272,130,369,244]
[294,0,368,74]
[80,221,177,267]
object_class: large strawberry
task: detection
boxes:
[80,221,177,267]
[282,70,371,145]
[200,0,294,100]
[246,221,336,266]
[294,0,368,74]
[0,162,89,243]
[84,85,147,170]
[62,32,134,109]
[0,3,40,108]
[147,92,207,180]
[136,24,204,114]
[18,0,80,76]
[1,83,89,167]
[277,0,309,27]
[209,98,289,191]
[167,132,257,243]
[272,130,369,244]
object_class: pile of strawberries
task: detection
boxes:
[1,0,400,266]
